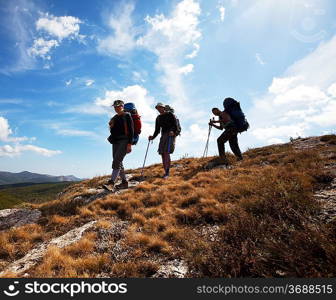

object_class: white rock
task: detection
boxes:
[0,221,97,277]
[0,209,41,230]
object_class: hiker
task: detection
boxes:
[106,100,134,190]
[148,103,178,178]
[210,106,243,164]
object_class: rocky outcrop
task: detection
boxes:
[0,221,96,277]
[0,209,41,231]
[152,259,188,278]
[70,176,141,206]
[71,188,108,206]
[291,136,326,150]
[314,179,336,224]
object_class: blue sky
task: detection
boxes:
[1,0,336,178]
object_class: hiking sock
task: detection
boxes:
[167,154,171,169]
[162,153,168,171]
[119,169,127,181]
[111,169,120,182]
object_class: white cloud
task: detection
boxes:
[65,104,107,115]
[49,123,101,139]
[219,6,225,22]
[95,85,157,122]
[85,79,95,86]
[0,2,36,74]
[186,43,200,59]
[252,124,307,141]
[309,101,336,126]
[36,14,82,41]
[247,34,336,145]
[96,0,201,118]
[268,76,303,94]
[255,53,265,65]
[55,129,97,137]
[132,71,146,83]
[268,138,284,144]
[0,98,23,105]
[230,0,239,6]
[137,0,202,113]
[0,144,61,157]
[173,122,217,158]
[27,13,84,65]
[0,116,60,157]
[178,64,194,75]
[273,85,328,106]
[28,38,59,60]
[0,116,28,142]
[327,82,336,97]
[97,3,136,56]
[286,35,336,89]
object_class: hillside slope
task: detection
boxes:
[0,182,76,210]
[0,171,81,185]
[0,135,335,278]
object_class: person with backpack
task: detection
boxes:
[148,102,178,178]
[105,100,134,190]
[210,97,248,165]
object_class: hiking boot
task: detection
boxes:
[217,157,229,165]
[115,180,128,190]
[102,179,115,192]
[236,156,243,161]
[106,179,115,185]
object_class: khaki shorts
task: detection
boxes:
[158,132,175,154]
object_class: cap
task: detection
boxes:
[113,100,124,107]
[155,102,165,108]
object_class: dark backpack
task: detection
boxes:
[223,97,249,132]
[124,102,142,145]
[165,106,181,136]
[174,115,182,136]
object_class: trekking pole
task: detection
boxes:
[141,139,152,178]
[203,119,213,158]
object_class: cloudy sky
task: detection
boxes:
[0,0,335,178]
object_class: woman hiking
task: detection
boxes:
[105,100,134,191]
[148,102,178,179]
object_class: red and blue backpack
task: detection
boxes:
[124,102,142,145]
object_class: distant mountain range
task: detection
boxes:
[0,171,81,185]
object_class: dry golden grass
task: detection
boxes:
[0,224,44,262]
[30,232,109,277]
[2,135,336,277]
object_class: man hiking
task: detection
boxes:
[210,106,243,165]
[105,100,134,191]
[148,102,178,178]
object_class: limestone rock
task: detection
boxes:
[152,259,188,278]
[0,221,97,277]
[0,209,41,230]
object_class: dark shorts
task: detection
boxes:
[158,132,175,154]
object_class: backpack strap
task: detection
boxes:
[123,113,129,136]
